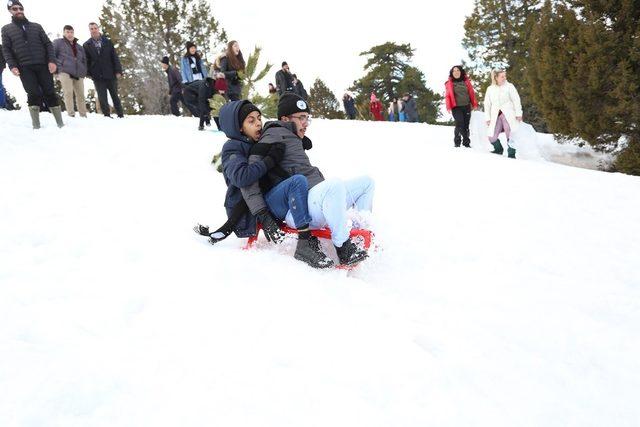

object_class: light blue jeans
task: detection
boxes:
[285,176,375,247]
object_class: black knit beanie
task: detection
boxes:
[277,93,310,119]
[7,0,23,9]
[185,41,196,51]
[238,102,261,126]
[160,56,170,65]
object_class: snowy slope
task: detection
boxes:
[1,109,639,427]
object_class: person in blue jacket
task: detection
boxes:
[180,41,207,84]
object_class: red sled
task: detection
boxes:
[244,224,374,252]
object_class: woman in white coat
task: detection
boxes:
[484,69,523,158]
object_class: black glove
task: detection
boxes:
[263,143,286,170]
[256,209,285,244]
[302,136,312,150]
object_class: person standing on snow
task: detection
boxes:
[160,56,183,116]
[484,68,523,159]
[397,97,406,122]
[402,93,418,122]
[343,93,356,120]
[182,76,227,131]
[1,0,64,128]
[242,93,375,267]
[181,41,208,85]
[369,93,383,121]
[388,98,397,122]
[84,22,124,118]
[53,25,88,118]
[292,74,308,101]
[0,42,6,109]
[216,40,245,102]
[445,65,478,147]
[275,61,294,97]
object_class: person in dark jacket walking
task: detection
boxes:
[445,65,478,147]
[180,41,208,84]
[343,93,356,120]
[53,25,87,117]
[292,74,308,101]
[182,77,229,130]
[275,61,294,96]
[403,93,418,122]
[215,40,245,102]
[1,0,64,128]
[160,56,183,116]
[83,22,123,118]
[0,42,6,108]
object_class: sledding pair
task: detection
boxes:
[196,93,375,269]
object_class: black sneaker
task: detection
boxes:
[194,223,210,236]
[294,237,334,269]
[335,238,368,266]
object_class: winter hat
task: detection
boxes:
[160,56,170,65]
[7,0,23,9]
[278,93,310,119]
[238,102,261,125]
[185,41,196,51]
[214,78,228,92]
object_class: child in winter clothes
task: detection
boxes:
[484,68,523,158]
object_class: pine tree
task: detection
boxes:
[350,42,441,123]
[308,78,344,120]
[240,46,273,100]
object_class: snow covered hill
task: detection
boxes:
[1,109,639,427]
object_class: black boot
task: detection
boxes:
[491,140,504,155]
[294,231,334,269]
[508,146,516,159]
[335,238,368,266]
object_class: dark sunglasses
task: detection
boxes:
[11,6,24,11]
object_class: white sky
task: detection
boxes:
[2,0,475,107]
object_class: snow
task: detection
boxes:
[1,109,639,426]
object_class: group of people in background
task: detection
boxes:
[1,0,124,128]
[340,92,418,123]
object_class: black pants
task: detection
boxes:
[452,105,472,146]
[170,91,183,116]
[19,64,58,107]
[94,78,123,117]
[182,89,200,117]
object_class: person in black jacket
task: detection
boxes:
[1,0,64,128]
[292,74,308,101]
[160,56,183,116]
[183,77,216,130]
[83,22,123,118]
[215,40,245,102]
[275,61,294,97]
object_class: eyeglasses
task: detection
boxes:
[10,6,24,11]
[289,114,311,124]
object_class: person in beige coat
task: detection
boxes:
[484,68,522,158]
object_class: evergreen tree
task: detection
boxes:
[308,78,344,120]
[463,0,546,130]
[528,0,640,174]
[350,42,441,123]
[240,46,273,100]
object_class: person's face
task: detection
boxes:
[161,63,168,71]
[452,67,462,79]
[496,71,507,85]
[283,65,289,72]
[232,42,240,55]
[189,46,197,55]
[89,24,100,38]
[285,113,310,138]
[9,4,25,19]
[241,111,263,141]
[64,29,75,41]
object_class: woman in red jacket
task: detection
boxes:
[445,65,478,147]
[369,93,384,121]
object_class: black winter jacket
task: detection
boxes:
[1,18,55,69]
[83,36,122,81]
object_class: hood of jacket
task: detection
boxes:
[219,100,254,142]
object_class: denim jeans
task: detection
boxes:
[265,174,312,229]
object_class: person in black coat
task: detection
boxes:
[83,22,123,118]
[216,40,245,102]
[275,61,294,96]
[160,56,183,116]
[0,42,6,108]
[343,93,356,120]
[182,77,216,130]
[292,74,308,101]
[1,0,64,128]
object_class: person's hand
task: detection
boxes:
[48,62,57,74]
[516,116,523,122]
[256,210,285,244]
[217,72,225,79]
[116,73,122,79]
[11,67,20,76]
[263,142,286,169]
